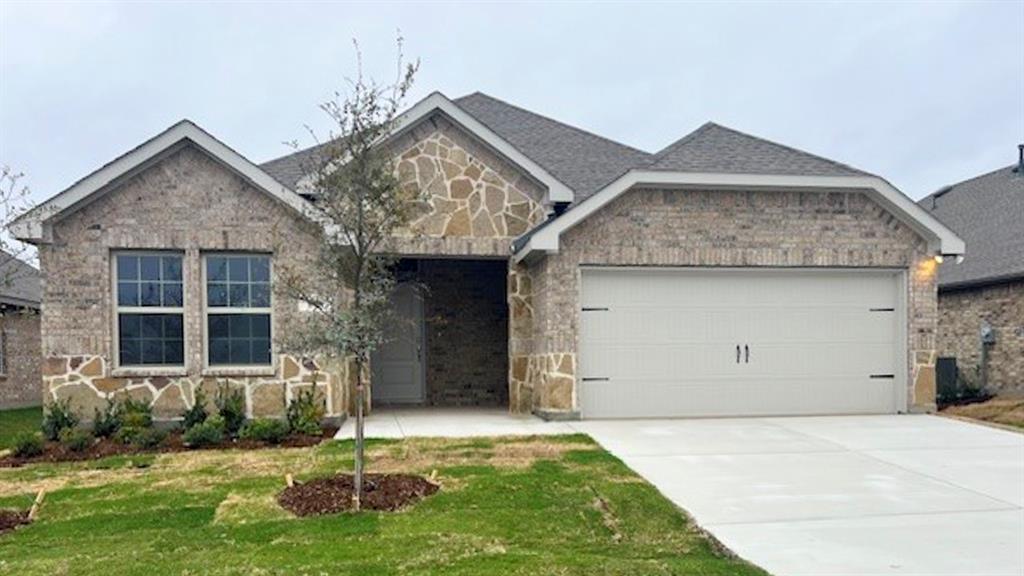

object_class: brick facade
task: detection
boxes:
[0,310,41,409]
[421,259,508,406]
[936,280,1024,396]
[39,145,352,422]
[511,187,937,415]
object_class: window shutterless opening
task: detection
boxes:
[203,253,272,367]
[113,252,185,368]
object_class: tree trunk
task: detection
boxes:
[353,357,365,511]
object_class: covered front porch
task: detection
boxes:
[334,407,576,439]
[370,257,511,410]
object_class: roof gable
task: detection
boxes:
[919,165,1024,288]
[261,92,576,204]
[11,120,312,243]
[648,122,869,177]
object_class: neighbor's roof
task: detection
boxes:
[0,251,40,308]
[919,164,1024,289]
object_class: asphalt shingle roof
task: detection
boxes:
[260,92,876,205]
[648,122,870,177]
[0,251,40,308]
[451,93,653,199]
[918,164,1024,288]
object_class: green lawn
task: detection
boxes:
[0,435,765,575]
[0,406,42,450]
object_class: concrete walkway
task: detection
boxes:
[336,410,1024,575]
[334,407,576,439]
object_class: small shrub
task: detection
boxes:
[92,398,122,438]
[132,428,167,449]
[181,388,208,430]
[59,428,94,453]
[183,414,225,448]
[215,384,246,438]
[120,397,153,429]
[12,432,44,458]
[114,426,144,445]
[240,418,290,444]
[286,387,324,436]
[41,398,79,441]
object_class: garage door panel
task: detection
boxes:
[579,268,902,418]
[581,377,898,418]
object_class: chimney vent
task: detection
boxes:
[1015,144,1024,174]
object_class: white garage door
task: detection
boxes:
[579,268,904,418]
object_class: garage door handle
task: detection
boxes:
[745,345,750,363]
[736,345,741,364]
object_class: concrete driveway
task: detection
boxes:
[573,415,1024,576]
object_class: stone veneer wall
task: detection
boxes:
[386,115,548,257]
[512,188,938,416]
[0,311,42,409]
[937,280,1024,396]
[38,144,349,422]
[420,259,508,406]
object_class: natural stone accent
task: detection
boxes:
[250,381,287,418]
[936,279,1024,396]
[41,353,345,422]
[152,383,187,420]
[391,118,547,255]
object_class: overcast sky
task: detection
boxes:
[1,1,1021,207]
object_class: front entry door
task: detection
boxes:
[371,283,425,404]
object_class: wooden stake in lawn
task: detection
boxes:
[276,37,419,511]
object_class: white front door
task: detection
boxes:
[579,268,904,418]
[371,283,425,404]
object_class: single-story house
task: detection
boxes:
[0,250,42,409]
[10,92,964,422]
[918,148,1024,396]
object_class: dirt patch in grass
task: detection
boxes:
[0,427,338,468]
[941,397,1024,430]
[0,509,30,535]
[365,436,597,473]
[278,473,439,516]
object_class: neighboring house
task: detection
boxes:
[0,250,41,409]
[919,149,1024,396]
[10,91,964,422]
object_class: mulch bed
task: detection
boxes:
[0,426,338,469]
[278,473,439,516]
[0,510,30,535]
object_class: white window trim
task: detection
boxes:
[201,252,275,376]
[110,250,187,377]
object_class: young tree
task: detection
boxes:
[276,40,420,510]
[0,166,39,288]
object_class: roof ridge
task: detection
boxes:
[920,163,1017,202]
[650,121,718,160]
[655,121,870,175]
[455,92,653,158]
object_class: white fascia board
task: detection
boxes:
[514,170,965,263]
[390,92,575,203]
[10,120,317,243]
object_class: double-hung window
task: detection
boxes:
[115,253,185,367]
[205,254,272,366]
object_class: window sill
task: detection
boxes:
[201,366,276,378]
[111,367,188,379]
